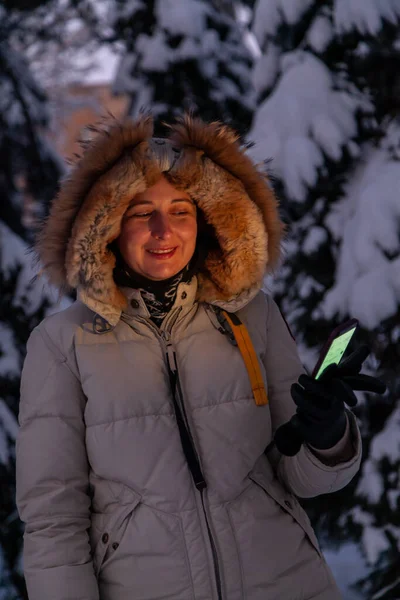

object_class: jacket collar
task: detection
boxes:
[121,278,198,321]
[80,275,260,329]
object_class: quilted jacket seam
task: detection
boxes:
[85,412,175,428]
[38,326,81,383]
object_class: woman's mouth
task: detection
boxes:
[146,247,177,260]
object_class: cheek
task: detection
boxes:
[179,220,197,247]
[118,222,147,254]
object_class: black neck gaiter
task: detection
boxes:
[113,250,197,327]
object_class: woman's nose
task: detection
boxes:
[151,213,173,239]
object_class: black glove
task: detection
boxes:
[274,345,387,456]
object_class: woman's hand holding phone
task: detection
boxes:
[274,345,387,457]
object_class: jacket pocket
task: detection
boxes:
[97,503,195,600]
[226,470,327,599]
[89,480,142,576]
[249,470,322,555]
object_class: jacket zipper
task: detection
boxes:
[130,308,223,600]
[161,314,223,600]
[200,488,223,600]
[164,342,223,600]
[164,338,206,490]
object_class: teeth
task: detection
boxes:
[149,248,175,254]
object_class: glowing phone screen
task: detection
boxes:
[314,327,357,379]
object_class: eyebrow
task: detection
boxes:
[129,198,194,207]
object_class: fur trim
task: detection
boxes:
[36,115,283,323]
[36,115,155,292]
[167,115,283,301]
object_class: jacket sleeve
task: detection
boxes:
[263,294,362,499]
[16,325,99,600]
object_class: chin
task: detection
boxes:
[144,264,184,281]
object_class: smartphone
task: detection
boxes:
[312,318,359,379]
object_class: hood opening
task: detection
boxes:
[36,114,284,324]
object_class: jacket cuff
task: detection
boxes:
[278,411,362,498]
[308,413,354,465]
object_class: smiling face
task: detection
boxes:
[117,176,197,281]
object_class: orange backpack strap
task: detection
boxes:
[222,311,269,407]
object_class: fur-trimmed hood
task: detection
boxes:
[37,115,284,325]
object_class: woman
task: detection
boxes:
[16,115,382,600]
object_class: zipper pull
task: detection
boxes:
[165,342,178,392]
[166,342,177,374]
[161,330,176,373]
[161,329,171,343]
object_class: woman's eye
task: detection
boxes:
[126,209,191,219]
[134,212,153,218]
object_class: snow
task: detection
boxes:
[114,0,255,121]
[278,0,314,24]
[243,30,262,60]
[0,221,71,483]
[0,222,27,273]
[46,43,121,86]
[235,4,261,59]
[324,542,368,599]
[334,0,400,35]
[135,15,242,74]
[252,0,314,42]
[251,44,279,96]
[250,51,361,201]
[0,401,18,466]
[320,136,400,329]
[297,275,324,299]
[156,0,206,36]
[307,16,333,53]
[0,324,20,378]
[252,0,281,44]
[0,222,71,316]
[79,45,121,85]
[282,137,324,200]
[302,226,328,254]
[26,13,122,88]
[369,406,400,462]
[0,222,44,314]
[0,42,48,127]
[357,457,384,504]
[177,37,200,61]
[353,406,400,568]
[362,526,391,565]
[252,3,399,589]
[115,0,144,21]
[350,268,398,328]
[387,490,400,512]
[137,33,171,72]
[347,503,399,569]
[311,111,348,161]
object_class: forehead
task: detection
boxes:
[130,177,193,206]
